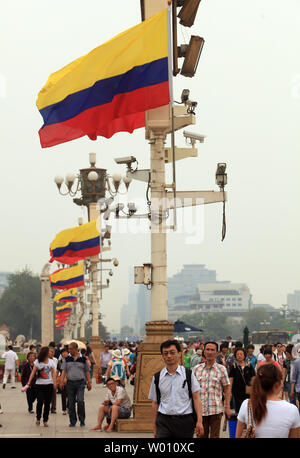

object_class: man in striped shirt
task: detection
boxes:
[193,341,231,438]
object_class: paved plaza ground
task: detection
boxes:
[0,379,229,438]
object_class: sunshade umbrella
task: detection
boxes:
[173,320,203,333]
[62,339,86,350]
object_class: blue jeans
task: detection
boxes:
[66,380,86,425]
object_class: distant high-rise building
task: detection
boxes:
[137,284,151,334]
[287,291,300,312]
[168,265,217,307]
[120,267,140,334]
[167,265,251,321]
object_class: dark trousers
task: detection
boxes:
[202,413,223,438]
[50,386,57,412]
[61,387,68,411]
[156,412,195,438]
[26,386,37,411]
[36,384,53,422]
[66,380,85,425]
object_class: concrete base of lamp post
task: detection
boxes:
[117,320,174,432]
[89,336,104,379]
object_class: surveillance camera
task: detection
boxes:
[183,131,206,143]
[114,156,137,166]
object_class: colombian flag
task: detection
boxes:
[37,8,171,148]
[54,288,78,303]
[56,302,73,312]
[50,264,84,290]
[50,219,100,265]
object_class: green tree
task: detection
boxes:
[180,312,231,340]
[0,267,41,341]
[243,307,270,333]
[84,322,110,341]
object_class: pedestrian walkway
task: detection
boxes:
[0,380,229,438]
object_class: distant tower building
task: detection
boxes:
[137,284,151,334]
[287,291,300,312]
[168,265,217,307]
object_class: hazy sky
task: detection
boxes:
[0,1,299,333]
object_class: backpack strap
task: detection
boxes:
[185,367,193,399]
[154,370,161,405]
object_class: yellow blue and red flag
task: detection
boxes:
[49,264,84,290]
[50,219,100,265]
[55,302,72,328]
[36,8,172,147]
[56,302,73,312]
[54,288,78,303]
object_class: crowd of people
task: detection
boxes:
[0,339,137,431]
[149,337,300,438]
[1,336,300,438]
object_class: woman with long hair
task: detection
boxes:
[26,346,56,427]
[236,364,300,438]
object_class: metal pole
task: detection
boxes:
[88,202,100,336]
[79,287,86,338]
[150,132,168,321]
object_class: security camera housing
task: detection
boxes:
[183,130,205,143]
[114,156,137,165]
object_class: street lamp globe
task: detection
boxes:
[54,175,64,189]
[88,170,99,182]
[65,173,76,191]
[112,173,122,193]
[123,175,132,190]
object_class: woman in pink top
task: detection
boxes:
[258,346,282,371]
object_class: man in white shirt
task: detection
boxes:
[1,345,19,389]
[148,339,204,438]
[91,376,131,432]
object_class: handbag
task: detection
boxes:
[237,364,252,395]
[241,400,256,438]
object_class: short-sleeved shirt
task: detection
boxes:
[61,355,90,380]
[245,355,257,370]
[283,358,296,383]
[148,365,200,415]
[238,399,300,438]
[1,350,18,370]
[290,358,300,392]
[100,351,112,368]
[193,362,230,416]
[105,386,131,410]
[34,359,55,385]
[183,354,191,368]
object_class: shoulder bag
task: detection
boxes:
[237,364,252,395]
[241,399,256,438]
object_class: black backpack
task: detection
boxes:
[154,367,197,426]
